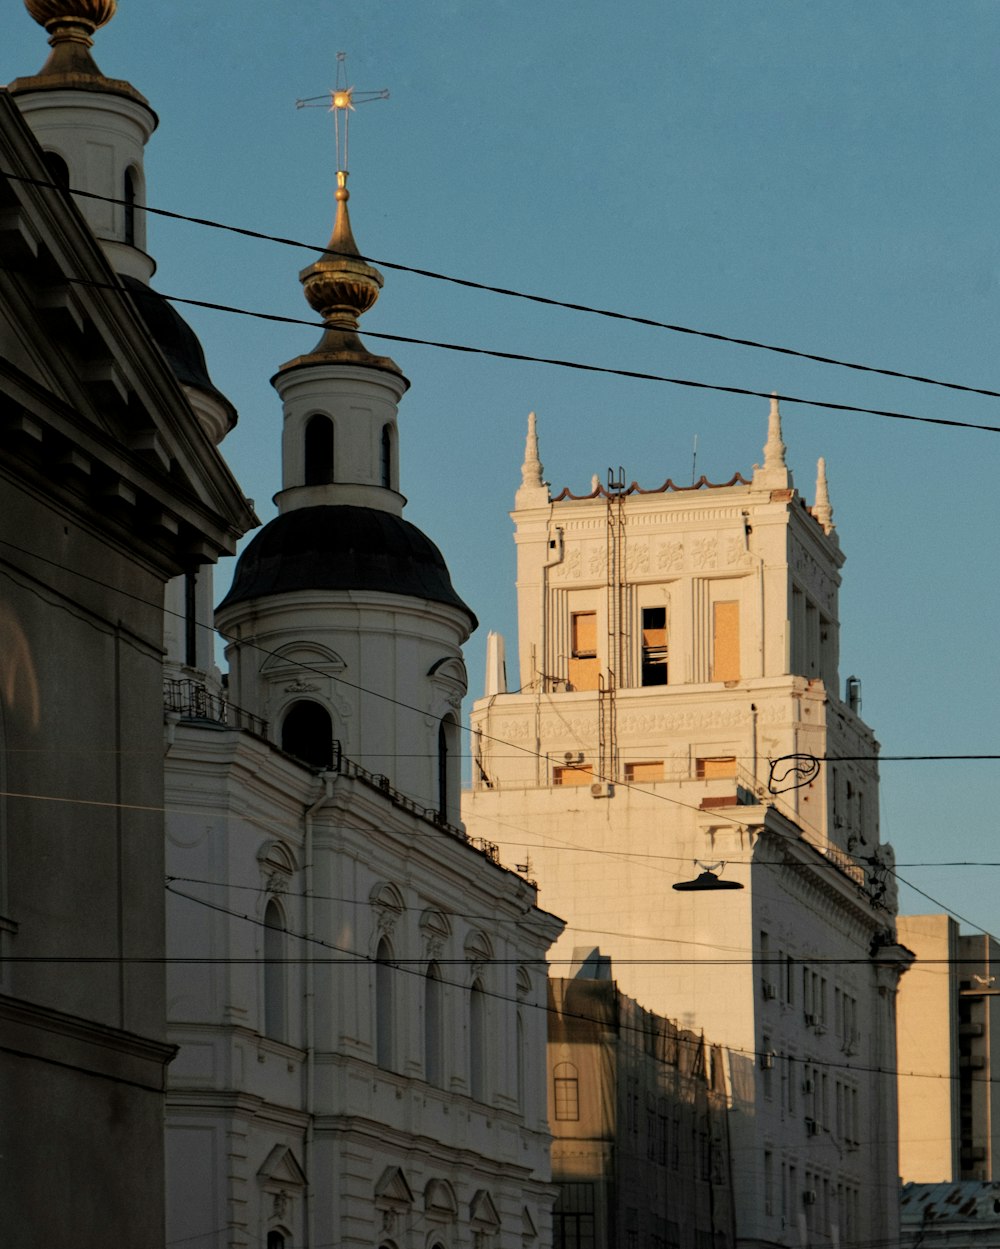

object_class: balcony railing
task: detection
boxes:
[163,677,269,739]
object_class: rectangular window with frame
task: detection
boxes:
[553,764,594,787]
[641,606,668,686]
[711,600,740,682]
[569,611,599,691]
[696,756,737,780]
[554,1073,580,1121]
[625,760,664,783]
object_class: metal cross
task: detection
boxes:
[296,52,389,175]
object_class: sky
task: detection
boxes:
[6,1,1000,936]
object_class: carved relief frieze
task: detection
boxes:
[725,535,753,567]
[626,542,649,575]
[551,546,583,580]
[657,540,684,572]
[792,542,836,612]
[588,545,607,577]
[691,537,718,570]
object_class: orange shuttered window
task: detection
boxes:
[569,611,599,690]
[625,761,665,783]
[696,757,737,780]
[553,764,594,787]
[712,600,740,682]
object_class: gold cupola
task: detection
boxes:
[12,0,149,106]
[293,171,402,375]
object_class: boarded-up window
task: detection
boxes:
[696,757,736,780]
[712,600,740,681]
[641,606,668,686]
[568,611,599,690]
[553,764,594,787]
[625,761,664,783]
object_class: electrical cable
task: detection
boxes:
[6,167,1000,405]
[7,262,1000,435]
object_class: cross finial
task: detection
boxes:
[296,52,389,176]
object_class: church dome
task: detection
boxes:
[218,505,477,627]
[122,276,237,433]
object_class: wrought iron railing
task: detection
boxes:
[163,677,269,739]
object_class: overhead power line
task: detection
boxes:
[6,167,1000,404]
[11,263,1000,435]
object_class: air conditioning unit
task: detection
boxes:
[590,781,614,799]
[760,1051,775,1070]
[803,1190,817,1206]
[805,1118,819,1137]
[564,751,584,764]
[762,982,777,1000]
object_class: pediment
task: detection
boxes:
[0,99,254,573]
[370,880,406,916]
[375,1165,414,1208]
[257,1145,307,1189]
[424,1178,458,1219]
[427,656,468,692]
[469,1190,500,1230]
[261,642,347,679]
[257,839,297,876]
[521,1206,538,1241]
[464,929,494,963]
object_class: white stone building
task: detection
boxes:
[163,159,565,1248]
[464,409,911,1249]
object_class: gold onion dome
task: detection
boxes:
[294,172,400,375]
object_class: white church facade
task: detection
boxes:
[162,149,564,1249]
[463,409,912,1249]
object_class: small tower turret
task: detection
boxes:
[752,393,793,491]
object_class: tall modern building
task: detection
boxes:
[464,406,912,1249]
[162,140,565,1248]
[897,914,1000,1184]
[0,2,253,1244]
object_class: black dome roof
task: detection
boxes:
[218,505,477,627]
[122,275,236,422]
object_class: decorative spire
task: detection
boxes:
[763,392,787,472]
[521,411,544,489]
[752,391,793,490]
[813,457,835,533]
[515,411,549,508]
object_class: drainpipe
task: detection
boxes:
[303,773,337,1249]
[536,522,565,784]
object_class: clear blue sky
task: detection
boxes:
[8,1,1000,934]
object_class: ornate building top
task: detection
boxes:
[12,0,149,107]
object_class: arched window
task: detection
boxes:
[425,961,443,1087]
[437,715,459,824]
[469,978,486,1101]
[123,166,138,246]
[281,700,333,770]
[264,900,286,1042]
[553,1061,579,1121]
[42,151,70,192]
[267,1233,286,1249]
[304,415,334,486]
[375,936,394,1069]
[380,424,392,489]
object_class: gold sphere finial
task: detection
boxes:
[300,171,383,334]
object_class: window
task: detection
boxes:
[304,414,334,486]
[375,936,394,1069]
[425,961,443,1087]
[184,570,198,667]
[281,700,334,769]
[124,166,138,245]
[553,764,593,787]
[711,600,740,682]
[263,900,286,1041]
[438,715,459,823]
[624,761,664,783]
[469,979,486,1100]
[42,150,70,191]
[267,1234,286,1249]
[641,606,668,685]
[696,756,736,780]
[516,1010,525,1108]
[553,1062,579,1121]
[568,611,599,690]
[553,1183,595,1249]
[381,424,392,489]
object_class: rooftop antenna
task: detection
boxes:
[691,434,699,486]
[296,52,390,174]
